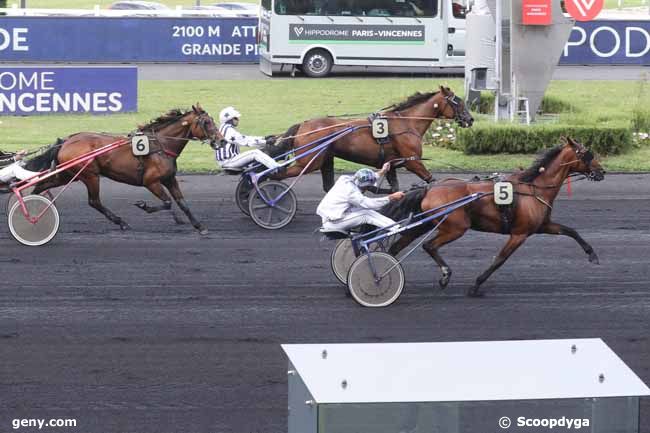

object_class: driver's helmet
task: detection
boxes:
[354,168,377,188]
[219,106,241,125]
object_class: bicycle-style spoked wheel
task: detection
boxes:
[235,176,254,216]
[248,181,297,230]
[5,188,54,215]
[331,236,396,287]
[347,252,405,307]
[331,239,356,286]
[8,195,60,246]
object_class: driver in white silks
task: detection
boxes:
[0,150,40,185]
[317,163,405,234]
[215,106,281,172]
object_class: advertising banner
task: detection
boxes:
[0,17,258,62]
[522,0,552,26]
[288,24,426,44]
[0,67,138,115]
[560,20,650,65]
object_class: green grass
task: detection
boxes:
[15,0,256,7]
[1,78,648,173]
[604,0,648,8]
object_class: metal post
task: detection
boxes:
[20,0,25,7]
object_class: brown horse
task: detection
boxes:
[25,105,224,234]
[382,137,606,297]
[269,86,473,192]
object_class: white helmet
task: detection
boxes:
[219,106,241,124]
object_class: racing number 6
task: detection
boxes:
[493,181,514,205]
[131,135,150,156]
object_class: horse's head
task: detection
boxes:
[187,104,227,148]
[436,86,474,128]
[565,137,605,181]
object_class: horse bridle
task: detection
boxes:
[439,94,466,124]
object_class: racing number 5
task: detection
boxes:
[494,181,514,205]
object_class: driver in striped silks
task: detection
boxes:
[0,150,39,184]
[215,106,280,172]
[317,163,405,234]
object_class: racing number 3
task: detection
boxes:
[494,181,514,205]
[372,118,389,139]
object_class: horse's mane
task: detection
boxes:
[386,91,438,112]
[139,108,191,132]
[518,145,565,182]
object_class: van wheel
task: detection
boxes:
[302,49,333,78]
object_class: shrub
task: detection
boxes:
[471,93,577,115]
[456,124,632,155]
[631,108,650,133]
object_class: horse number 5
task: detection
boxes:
[494,181,514,205]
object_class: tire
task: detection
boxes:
[347,252,405,308]
[248,180,297,230]
[302,49,333,78]
[5,188,53,216]
[8,194,60,246]
[330,239,384,291]
[235,176,254,216]
[331,239,356,296]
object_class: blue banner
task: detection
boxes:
[0,17,259,62]
[560,20,650,65]
[0,17,647,65]
[0,67,138,115]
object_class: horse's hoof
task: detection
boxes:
[466,287,484,298]
[199,228,209,236]
[438,268,451,290]
[120,223,131,231]
[589,252,600,264]
[134,200,146,210]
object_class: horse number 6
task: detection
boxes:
[494,181,514,205]
[131,135,150,156]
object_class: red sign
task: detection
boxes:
[565,0,604,21]
[522,0,552,25]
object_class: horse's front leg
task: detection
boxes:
[468,234,528,297]
[404,159,433,183]
[539,221,599,264]
[163,176,208,235]
[81,174,130,231]
[134,181,173,214]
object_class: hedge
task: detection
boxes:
[0,0,6,12]
[455,124,633,155]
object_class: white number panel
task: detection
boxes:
[372,118,389,139]
[494,181,514,205]
[131,135,150,156]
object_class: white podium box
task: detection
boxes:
[283,339,649,433]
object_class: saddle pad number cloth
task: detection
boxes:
[131,135,150,156]
[494,181,514,205]
[372,118,389,139]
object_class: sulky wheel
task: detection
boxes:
[248,180,297,230]
[347,252,405,307]
[330,239,385,294]
[235,176,254,216]
[8,194,60,246]
[331,239,356,286]
[5,188,53,216]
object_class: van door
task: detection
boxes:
[446,0,466,58]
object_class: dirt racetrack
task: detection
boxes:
[0,173,648,433]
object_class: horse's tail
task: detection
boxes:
[23,138,64,172]
[380,186,428,221]
[265,123,300,158]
